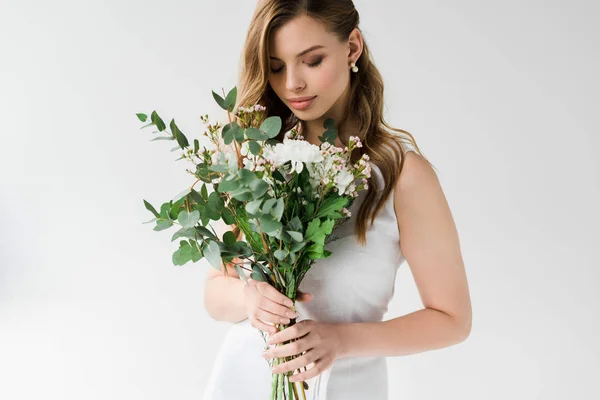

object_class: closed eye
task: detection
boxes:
[270,58,324,74]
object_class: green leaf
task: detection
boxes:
[250,179,268,199]
[173,187,192,203]
[321,219,335,235]
[287,217,302,232]
[222,208,235,225]
[136,113,148,122]
[170,119,189,149]
[230,188,253,202]
[290,241,306,253]
[196,226,217,240]
[172,241,192,266]
[207,192,224,213]
[233,264,248,283]
[272,198,284,221]
[238,168,257,185]
[225,87,237,111]
[245,199,263,215]
[248,140,261,155]
[305,219,321,241]
[171,227,196,242]
[212,90,227,110]
[259,116,282,139]
[274,249,288,260]
[258,215,281,233]
[287,231,303,242]
[223,231,237,246]
[250,263,268,282]
[177,210,200,229]
[154,219,173,231]
[151,111,166,131]
[200,184,208,201]
[218,176,240,192]
[194,139,199,154]
[316,196,349,218]
[204,241,222,270]
[221,123,235,144]
[262,198,277,214]
[150,136,175,142]
[245,127,268,141]
[143,200,160,218]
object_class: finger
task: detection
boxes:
[289,359,325,383]
[297,292,312,302]
[250,317,278,334]
[247,286,297,319]
[268,320,312,345]
[253,308,292,326]
[271,349,319,374]
[256,282,294,308]
[265,336,311,359]
[258,297,298,319]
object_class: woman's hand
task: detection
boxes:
[262,319,342,382]
[243,278,312,334]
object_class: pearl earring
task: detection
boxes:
[350,62,358,73]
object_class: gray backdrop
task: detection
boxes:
[1,0,598,398]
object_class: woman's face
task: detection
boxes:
[267,15,351,122]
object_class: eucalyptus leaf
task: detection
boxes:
[259,116,282,139]
[143,199,160,218]
[212,91,227,110]
[248,141,261,155]
[154,219,173,231]
[173,187,192,203]
[287,231,303,242]
[245,127,268,141]
[223,231,237,246]
[250,179,268,199]
[151,111,166,131]
[272,198,284,221]
[171,227,196,242]
[245,199,263,215]
[204,241,222,270]
[177,210,200,229]
[274,249,288,260]
[233,264,248,283]
[262,198,277,214]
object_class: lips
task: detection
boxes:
[288,95,317,111]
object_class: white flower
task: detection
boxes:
[263,139,323,174]
[335,168,354,195]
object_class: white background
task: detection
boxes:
[1,0,599,399]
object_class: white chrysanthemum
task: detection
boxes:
[263,139,323,174]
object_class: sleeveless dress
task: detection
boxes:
[202,161,407,400]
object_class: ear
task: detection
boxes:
[347,27,364,64]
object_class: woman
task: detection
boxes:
[203,1,472,399]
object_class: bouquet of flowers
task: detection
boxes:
[136,86,370,400]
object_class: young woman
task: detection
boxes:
[203,1,472,399]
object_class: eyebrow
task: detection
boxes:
[269,45,325,61]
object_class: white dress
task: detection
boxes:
[202,162,407,399]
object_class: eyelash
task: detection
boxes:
[270,58,323,74]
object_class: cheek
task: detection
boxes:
[313,62,344,92]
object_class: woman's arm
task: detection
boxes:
[336,151,472,358]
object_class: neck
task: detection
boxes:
[298,83,358,147]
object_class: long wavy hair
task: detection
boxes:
[231,0,432,244]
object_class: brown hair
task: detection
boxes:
[232,0,433,244]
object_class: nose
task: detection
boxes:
[285,66,305,92]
